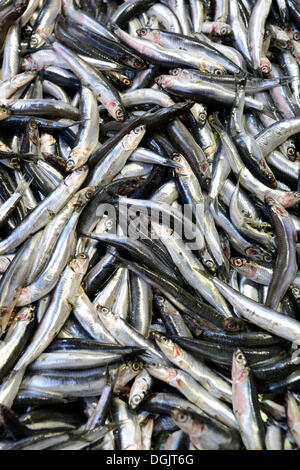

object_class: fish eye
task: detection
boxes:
[30,35,40,47]
[177,413,187,422]
[66,159,75,169]
[214,69,223,76]
[99,307,109,314]
[287,147,296,156]
[85,190,94,199]
[138,28,147,36]
[132,394,142,404]
[134,60,144,69]
[78,253,87,259]
[132,361,141,371]
[264,254,272,263]
[11,158,19,169]
[24,25,32,35]
[260,63,271,74]
[225,318,240,331]
[234,258,243,267]
[236,352,244,362]
[115,108,124,121]
[85,189,94,199]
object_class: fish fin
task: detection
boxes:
[234,71,248,88]
[261,104,277,119]
[208,112,224,133]
[15,177,33,196]
[164,159,183,169]
[38,32,55,46]
[279,75,298,86]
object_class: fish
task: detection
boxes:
[232,349,265,450]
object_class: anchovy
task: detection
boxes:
[213,278,300,344]
[146,363,238,430]
[232,349,265,450]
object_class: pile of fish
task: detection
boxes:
[0,0,300,451]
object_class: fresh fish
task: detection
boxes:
[232,349,265,450]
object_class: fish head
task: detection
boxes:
[96,306,118,330]
[129,390,145,409]
[169,68,185,77]
[275,192,300,209]
[72,186,96,211]
[191,103,207,124]
[21,56,37,71]
[154,75,174,88]
[29,33,45,50]
[151,220,174,239]
[201,253,217,274]
[172,153,188,175]
[151,331,177,358]
[230,257,249,274]
[223,317,245,332]
[14,305,35,323]
[136,28,159,44]
[245,245,273,264]
[0,105,11,121]
[122,125,146,150]
[66,146,91,172]
[64,165,89,190]
[115,360,143,390]
[70,252,89,275]
[172,409,206,438]
[10,71,37,89]
[264,169,278,189]
[232,349,249,384]
[0,256,10,274]
[265,195,289,217]
[259,57,272,75]
[215,23,232,36]
[122,54,146,70]
[146,363,176,383]
[129,373,149,409]
[171,409,192,431]
[104,97,125,122]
